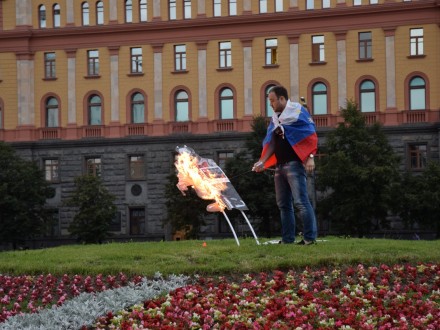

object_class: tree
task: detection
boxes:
[395,162,440,238]
[316,100,400,237]
[65,175,117,244]
[0,142,53,249]
[224,116,280,237]
[164,173,210,239]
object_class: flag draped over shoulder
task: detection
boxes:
[261,100,318,168]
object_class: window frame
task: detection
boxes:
[174,44,187,71]
[408,144,427,171]
[82,2,90,26]
[410,28,424,56]
[45,96,59,127]
[359,79,376,113]
[359,31,372,60]
[44,158,60,183]
[129,207,145,235]
[44,52,56,79]
[131,92,145,123]
[265,38,278,65]
[128,155,146,180]
[96,1,104,25]
[409,76,426,110]
[312,82,328,115]
[312,35,325,62]
[85,157,102,177]
[175,90,189,122]
[219,87,234,119]
[169,0,177,20]
[88,94,102,125]
[125,0,133,23]
[53,4,61,28]
[219,41,232,68]
[183,0,192,19]
[87,50,100,76]
[229,0,237,15]
[140,0,148,22]
[39,5,47,28]
[130,47,143,74]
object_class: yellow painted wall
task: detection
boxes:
[0,53,18,129]
[2,0,17,30]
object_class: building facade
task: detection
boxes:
[0,0,439,245]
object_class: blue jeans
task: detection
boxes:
[274,161,317,243]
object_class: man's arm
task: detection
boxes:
[253,137,275,172]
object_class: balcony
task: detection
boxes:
[83,126,103,138]
[40,128,60,140]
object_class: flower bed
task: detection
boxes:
[1,263,439,329]
[93,264,439,329]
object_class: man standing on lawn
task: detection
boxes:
[253,85,318,245]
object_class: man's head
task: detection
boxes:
[267,85,288,113]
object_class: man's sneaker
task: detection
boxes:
[296,239,316,246]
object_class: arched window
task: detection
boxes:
[312,82,327,115]
[96,1,104,25]
[140,0,147,22]
[46,97,59,127]
[359,80,376,112]
[88,95,102,125]
[125,0,133,23]
[265,85,276,117]
[175,90,189,121]
[131,92,145,123]
[82,2,90,26]
[39,5,47,28]
[220,88,234,119]
[409,76,426,110]
[53,4,61,28]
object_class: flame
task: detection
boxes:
[175,147,227,213]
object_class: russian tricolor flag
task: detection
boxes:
[261,101,318,168]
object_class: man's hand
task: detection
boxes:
[252,160,264,172]
[304,157,315,174]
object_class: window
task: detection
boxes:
[169,0,177,20]
[260,0,268,13]
[175,90,189,121]
[125,0,133,22]
[409,76,426,110]
[174,45,186,71]
[184,0,191,19]
[322,0,330,8]
[44,159,59,182]
[229,0,237,15]
[220,88,234,119]
[44,52,56,79]
[370,0,378,3]
[219,41,232,68]
[109,212,122,232]
[131,92,145,123]
[39,5,47,28]
[45,209,60,237]
[53,4,61,28]
[86,157,101,177]
[82,2,89,26]
[129,155,145,179]
[46,97,59,127]
[312,35,325,62]
[306,0,314,10]
[265,38,278,65]
[275,0,284,11]
[130,208,145,235]
[359,32,372,59]
[353,0,361,5]
[265,85,276,117]
[409,144,427,170]
[312,82,327,115]
[87,50,99,76]
[359,80,376,112]
[217,151,234,169]
[96,1,104,25]
[410,28,423,56]
[88,94,102,125]
[140,0,148,21]
[130,47,142,73]
[214,0,221,17]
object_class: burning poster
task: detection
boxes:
[174,146,259,245]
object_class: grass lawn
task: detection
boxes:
[1,236,439,277]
